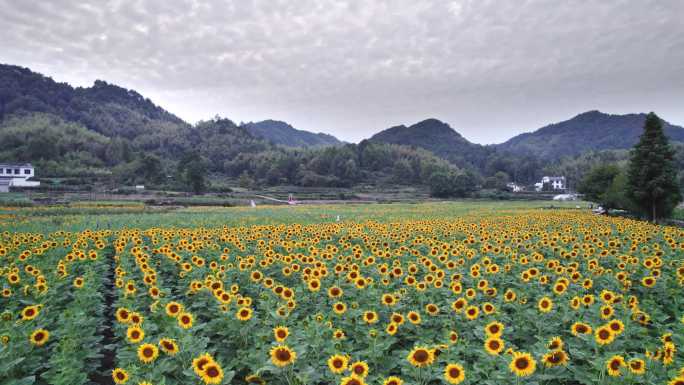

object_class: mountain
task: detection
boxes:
[368,118,492,169]
[498,110,684,159]
[0,64,187,140]
[0,63,463,191]
[241,120,341,147]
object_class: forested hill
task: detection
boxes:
[0,63,467,191]
[368,118,493,169]
[1,62,682,193]
[0,64,186,139]
[242,120,342,147]
[497,110,684,159]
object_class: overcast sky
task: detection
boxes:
[2,0,683,144]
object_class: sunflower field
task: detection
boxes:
[1,204,684,385]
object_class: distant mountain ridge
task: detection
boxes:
[497,110,684,159]
[2,62,683,188]
[368,118,493,169]
[241,119,342,147]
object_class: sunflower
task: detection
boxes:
[112,368,129,384]
[307,278,321,292]
[425,303,439,315]
[201,362,224,384]
[324,324,342,337]
[542,350,568,367]
[159,338,179,355]
[245,374,266,384]
[165,302,182,317]
[607,319,624,335]
[382,294,397,306]
[363,311,378,324]
[571,322,592,336]
[594,326,615,345]
[116,307,131,323]
[628,358,645,375]
[547,336,563,351]
[340,376,367,385]
[391,312,405,325]
[21,305,41,321]
[383,376,403,385]
[386,322,398,335]
[464,305,479,320]
[407,311,421,324]
[451,298,467,313]
[73,277,84,288]
[327,354,349,374]
[349,360,369,377]
[126,326,145,343]
[482,302,496,315]
[641,276,656,287]
[178,312,194,329]
[193,353,215,376]
[485,321,504,337]
[606,355,625,377]
[328,286,343,298]
[137,343,159,364]
[270,345,296,367]
[333,302,347,315]
[128,312,143,325]
[29,328,49,346]
[537,297,553,313]
[407,346,435,367]
[448,330,459,344]
[509,351,536,377]
[484,336,505,355]
[444,363,465,384]
[237,307,253,321]
[599,305,614,320]
[273,326,289,342]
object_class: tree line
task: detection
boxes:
[578,113,681,222]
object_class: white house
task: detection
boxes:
[535,176,566,192]
[506,182,524,192]
[0,163,40,192]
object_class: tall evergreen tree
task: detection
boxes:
[626,112,681,222]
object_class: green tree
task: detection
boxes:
[428,171,455,198]
[603,170,631,211]
[178,153,208,194]
[626,112,682,222]
[238,171,254,189]
[578,164,620,205]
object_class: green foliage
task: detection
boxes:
[578,164,620,205]
[542,150,629,190]
[483,171,510,190]
[626,112,682,221]
[428,170,477,198]
[0,113,109,166]
[177,153,209,194]
[578,164,632,210]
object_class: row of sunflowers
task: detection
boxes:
[1,210,684,384]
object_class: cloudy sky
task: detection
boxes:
[2,0,683,144]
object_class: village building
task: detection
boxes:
[0,163,40,192]
[534,176,566,192]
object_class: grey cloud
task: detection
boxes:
[1,0,683,143]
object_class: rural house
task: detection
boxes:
[0,163,40,192]
[535,176,566,192]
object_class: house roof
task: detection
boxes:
[0,163,33,168]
